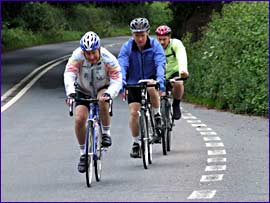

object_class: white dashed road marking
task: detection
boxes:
[203,137,221,141]
[205,142,225,147]
[188,190,216,199]
[182,111,227,200]
[200,174,224,182]
[205,165,227,171]
[200,131,217,135]
[196,127,213,131]
[187,120,201,123]
[191,123,207,127]
[208,149,226,156]
[207,157,227,163]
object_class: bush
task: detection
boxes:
[183,2,268,116]
[21,2,66,33]
[2,27,39,50]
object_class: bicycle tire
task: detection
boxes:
[147,108,155,164]
[85,121,94,187]
[160,99,168,155]
[167,103,173,152]
[94,123,102,182]
[140,110,149,169]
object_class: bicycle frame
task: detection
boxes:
[87,102,101,161]
[126,80,157,169]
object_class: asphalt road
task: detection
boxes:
[1,37,269,202]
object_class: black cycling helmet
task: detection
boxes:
[130,18,150,33]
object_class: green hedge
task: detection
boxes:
[2,2,172,51]
[183,2,268,116]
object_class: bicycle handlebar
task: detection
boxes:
[168,76,188,83]
[68,97,113,117]
[125,79,158,89]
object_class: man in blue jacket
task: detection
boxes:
[118,17,166,158]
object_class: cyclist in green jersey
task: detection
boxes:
[156,25,189,119]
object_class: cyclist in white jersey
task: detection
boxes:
[64,31,122,173]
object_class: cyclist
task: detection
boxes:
[64,31,122,173]
[156,25,189,120]
[118,18,166,158]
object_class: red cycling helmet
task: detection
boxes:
[155,25,172,36]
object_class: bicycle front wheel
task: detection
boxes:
[140,110,149,169]
[85,121,94,187]
[167,103,173,152]
[160,99,168,155]
[94,124,102,182]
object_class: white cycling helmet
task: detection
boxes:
[130,18,150,33]
[80,31,100,51]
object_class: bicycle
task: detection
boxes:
[69,96,112,187]
[125,79,158,169]
[160,77,187,153]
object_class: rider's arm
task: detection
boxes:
[102,48,123,99]
[172,39,188,75]
[64,48,84,96]
[118,41,130,89]
[153,40,166,91]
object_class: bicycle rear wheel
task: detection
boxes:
[140,110,149,169]
[85,121,94,187]
[94,124,102,182]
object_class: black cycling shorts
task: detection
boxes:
[75,85,109,110]
[127,75,156,104]
[166,72,179,91]
[127,87,142,104]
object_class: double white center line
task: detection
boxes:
[1,55,70,113]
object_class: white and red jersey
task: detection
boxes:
[64,47,122,99]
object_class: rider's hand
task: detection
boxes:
[99,92,111,102]
[66,93,75,106]
[180,71,189,78]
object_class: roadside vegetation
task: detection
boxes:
[2,2,267,117]
[183,2,268,116]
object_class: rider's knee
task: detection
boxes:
[75,113,87,126]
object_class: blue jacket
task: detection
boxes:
[118,36,166,91]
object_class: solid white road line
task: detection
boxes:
[1,59,67,113]
[1,55,70,102]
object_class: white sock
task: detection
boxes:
[79,144,85,155]
[102,125,111,136]
[152,107,160,115]
[133,136,140,144]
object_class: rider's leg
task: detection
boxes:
[148,87,162,129]
[129,102,141,139]
[75,105,89,154]
[75,105,89,173]
[147,87,160,114]
[171,81,184,119]
[129,102,141,158]
[97,89,110,134]
[97,89,112,147]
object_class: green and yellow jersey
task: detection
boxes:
[164,38,188,79]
